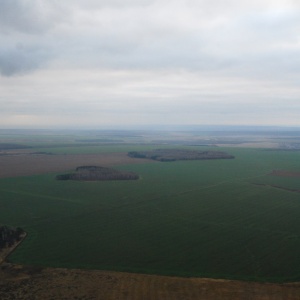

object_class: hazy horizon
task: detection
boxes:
[1,0,300,129]
[1,124,300,133]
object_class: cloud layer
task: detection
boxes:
[1,0,300,128]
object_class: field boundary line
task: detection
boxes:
[174,171,272,196]
[0,188,82,204]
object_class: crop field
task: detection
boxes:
[1,134,300,283]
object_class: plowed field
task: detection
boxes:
[0,152,152,178]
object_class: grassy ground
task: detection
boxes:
[1,146,300,282]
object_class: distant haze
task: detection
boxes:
[1,0,300,129]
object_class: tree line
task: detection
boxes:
[56,166,139,181]
[0,225,25,249]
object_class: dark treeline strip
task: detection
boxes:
[56,166,139,181]
[128,149,235,162]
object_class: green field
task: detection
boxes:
[1,144,300,282]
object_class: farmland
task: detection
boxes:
[1,130,300,287]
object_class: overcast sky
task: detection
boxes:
[1,0,300,129]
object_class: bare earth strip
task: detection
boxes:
[0,153,152,179]
[0,264,300,300]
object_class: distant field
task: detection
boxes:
[1,142,300,282]
[0,152,153,178]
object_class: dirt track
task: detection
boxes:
[0,153,152,179]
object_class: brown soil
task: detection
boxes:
[0,264,299,300]
[0,152,152,179]
[269,170,300,178]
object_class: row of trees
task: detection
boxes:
[128,149,235,162]
[56,166,139,181]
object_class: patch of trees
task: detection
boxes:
[30,152,53,155]
[75,139,123,143]
[0,226,25,249]
[56,166,139,181]
[128,149,235,162]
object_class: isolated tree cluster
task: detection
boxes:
[128,149,235,162]
[0,225,24,249]
[56,166,139,181]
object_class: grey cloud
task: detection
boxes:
[64,1,300,74]
[0,0,66,34]
[71,0,154,9]
[1,0,300,76]
[0,44,52,76]
[0,0,65,75]
[1,0,300,128]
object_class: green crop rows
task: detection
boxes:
[1,146,300,282]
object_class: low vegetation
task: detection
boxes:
[128,149,234,161]
[56,166,139,181]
